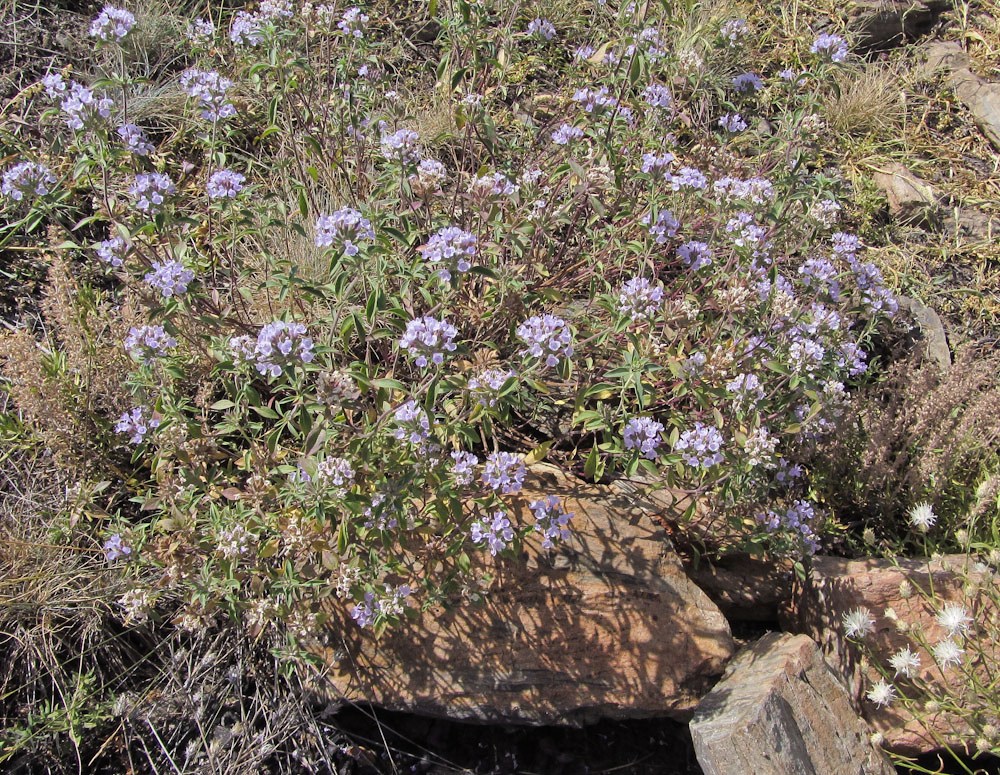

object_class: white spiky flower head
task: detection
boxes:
[933,639,965,668]
[935,603,973,637]
[843,606,876,639]
[866,679,897,708]
[908,502,937,532]
[889,646,921,678]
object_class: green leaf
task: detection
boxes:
[210,399,236,410]
[524,440,553,464]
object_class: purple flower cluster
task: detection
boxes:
[116,406,159,443]
[617,277,664,322]
[725,212,768,250]
[351,584,411,628]
[2,161,55,201]
[516,314,573,367]
[713,176,775,205]
[798,257,840,300]
[727,373,764,404]
[207,169,246,199]
[229,321,314,377]
[643,84,673,110]
[471,511,515,556]
[837,341,868,376]
[720,18,748,43]
[338,7,369,38]
[811,33,848,63]
[643,209,680,243]
[572,86,617,114]
[399,316,458,368]
[733,72,764,93]
[756,499,821,553]
[623,417,665,459]
[187,17,215,44]
[130,172,175,214]
[315,207,375,256]
[470,172,518,199]
[60,82,114,132]
[96,236,128,267]
[670,166,708,191]
[674,422,725,469]
[380,128,421,163]
[117,124,154,156]
[230,11,264,45]
[409,158,447,196]
[718,113,748,133]
[180,69,236,121]
[449,450,479,486]
[468,368,514,407]
[641,152,675,178]
[315,456,355,495]
[422,226,476,281]
[145,260,194,298]
[527,18,556,40]
[90,5,135,42]
[677,240,713,271]
[552,123,584,145]
[103,533,132,561]
[125,324,176,362]
[392,400,432,444]
[529,496,574,549]
[482,451,526,494]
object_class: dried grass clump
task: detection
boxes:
[825,62,906,138]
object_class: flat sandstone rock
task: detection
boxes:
[307,464,735,724]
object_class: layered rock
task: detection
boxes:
[307,464,735,724]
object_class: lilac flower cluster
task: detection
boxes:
[314,207,375,256]
[116,406,160,443]
[96,236,128,267]
[641,152,675,178]
[449,450,479,486]
[338,7,369,38]
[90,5,135,42]
[642,84,673,110]
[743,427,778,467]
[2,161,55,201]
[798,257,841,300]
[670,167,708,191]
[187,17,215,44]
[103,533,132,562]
[725,212,768,250]
[422,226,477,281]
[471,511,515,556]
[811,33,848,63]
[409,158,447,196]
[315,456,355,496]
[713,176,775,205]
[207,169,246,199]
[733,72,764,93]
[482,451,525,494]
[180,69,236,121]
[468,367,514,407]
[380,128,421,163]
[552,123,584,145]
[623,417,665,459]
[674,422,725,469]
[145,260,194,298]
[527,18,556,40]
[130,172,175,214]
[720,18,748,43]
[529,496,574,549]
[470,172,518,200]
[727,373,765,405]
[677,240,713,271]
[392,400,432,444]
[351,584,411,628]
[837,341,868,376]
[516,314,573,367]
[718,113,748,133]
[643,209,680,243]
[756,499,822,554]
[399,316,458,368]
[572,86,617,114]
[60,82,114,132]
[230,11,264,45]
[618,277,664,323]
[229,321,314,377]
[125,324,176,363]
[117,124,154,156]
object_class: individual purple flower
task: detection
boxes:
[60,82,114,132]
[811,33,848,63]
[90,5,135,42]
[96,235,129,267]
[527,18,556,40]
[552,123,584,145]
[314,208,375,256]
[144,259,194,298]
[718,113,748,133]
[618,277,664,323]
[677,240,713,271]
[449,450,479,486]
[670,166,708,191]
[2,161,55,202]
[338,7,369,38]
[468,368,514,408]
[641,152,675,177]
[733,72,764,93]
[471,511,515,556]
[421,226,477,281]
[103,533,133,561]
[180,69,236,121]
[482,451,525,494]
[117,123,154,156]
[399,316,458,368]
[125,324,176,362]
[380,128,421,164]
[207,169,246,199]
[115,406,160,443]
[642,83,673,111]
[230,10,264,45]
[643,209,680,244]
[230,320,314,377]
[391,399,432,444]
[516,314,573,368]
[130,172,175,214]
[529,496,574,549]
[674,422,724,469]
[624,417,665,459]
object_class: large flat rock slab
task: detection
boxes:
[691,632,896,775]
[307,465,734,724]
